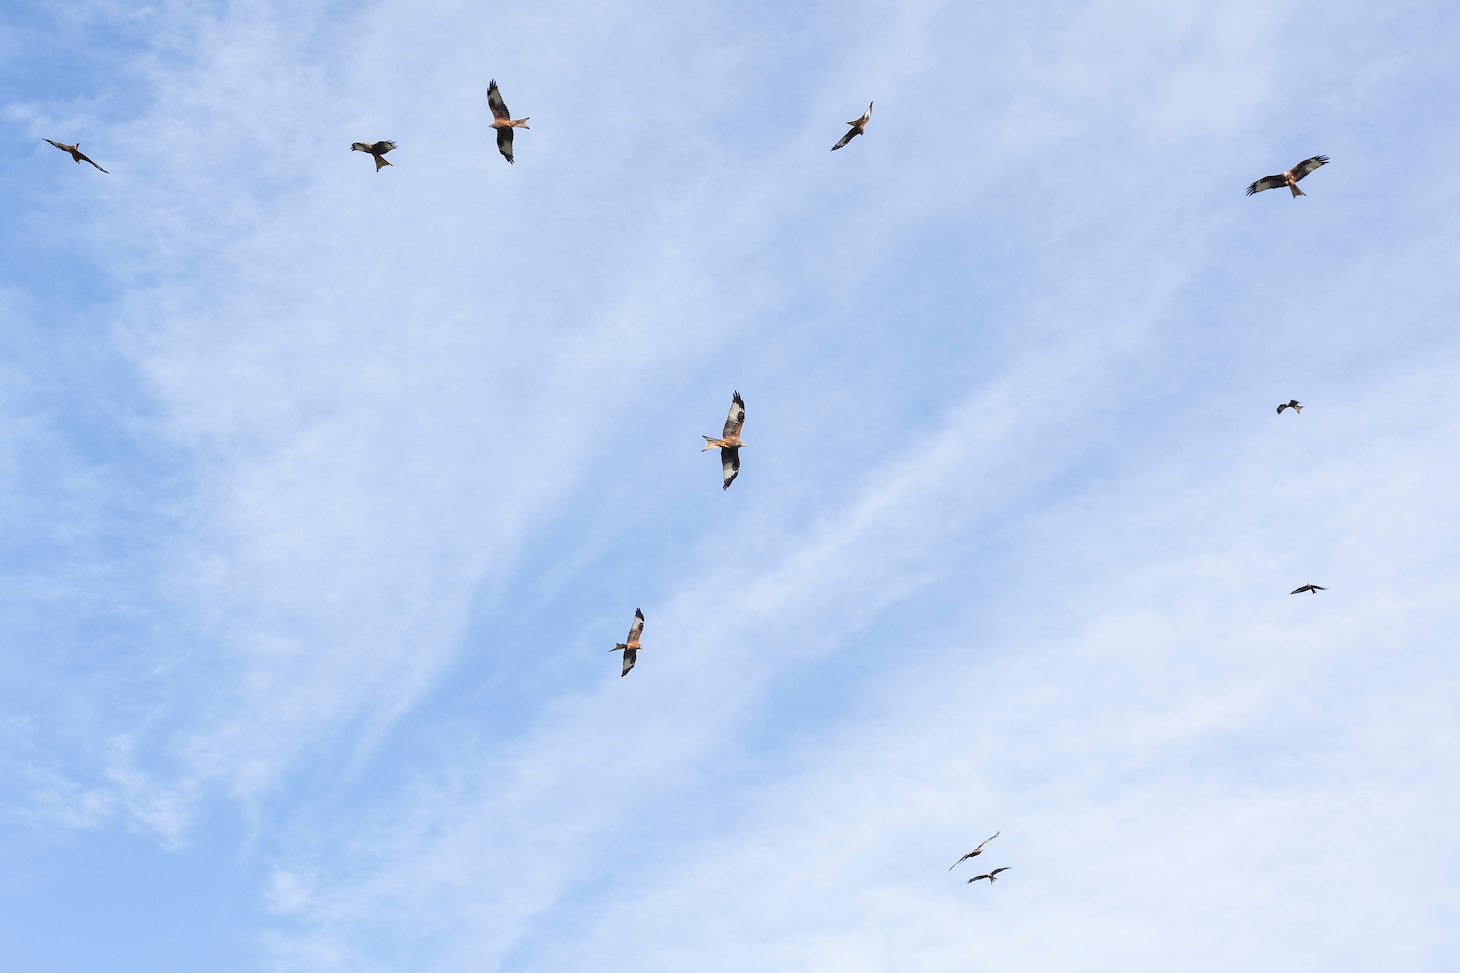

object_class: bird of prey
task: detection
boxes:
[487,80,530,164]
[351,140,397,171]
[967,867,1011,885]
[611,608,645,677]
[702,391,746,490]
[43,139,107,173]
[1276,399,1303,414]
[949,832,1001,871]
[1290,584,1328,595]
[831,102,873,151]
[1246,155,1329,198]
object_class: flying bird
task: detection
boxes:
[487,80,530,164]
[702,391,746,490]
[1246,155,1329,198]
[611,608,645,677]
[831,102,873,151]
[967,867,1011,885]
[43,139,107,173]
[1290,584,1328,595]
[950,832,1001,871]
[351,140,397,171]
[1276,399,1302,414]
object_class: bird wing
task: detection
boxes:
[44,139,69,151]
[721,446,740,490]
[76,151,107,173]
[487,80,512,121]
[620,647,637,677]
[722,391,746,439]
[375,140,397,155]
[989,867,1010,877]
[1246,174,1286,196]
[1310,585,1328,590]
[1291,155,1330,181]
[949,853,974,871]
[496,127,515,164]
[1290,585,1312,594]
[1277,403,1289,413]
[860,102,873,123]
[974,831,1000,853]
[967,874,991,883]
[831,127,861,151]
[626,608,645,644]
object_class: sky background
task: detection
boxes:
[3,0,1460,970]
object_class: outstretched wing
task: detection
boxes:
[949,852,975,871]
[44,138,68,151]
[831,127,861,151]
[989,867,1010,877]
[76,151,107,173]
[1290,585,1313,594]
[967,873,991,883]
[1290,155,1329,182]
[620,647,638,677]
[1246,174,1286,196]
[1276,403,1289,413]
[496,127,515,164]
[374,140,397,155]
[721,446,740,490]
[973,831,1000,854]
[722,391,746,439]
[626,608,644,645]
[487,80,511,121]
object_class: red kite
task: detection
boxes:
[351,140,396,171]
[611,608,645,677]
[487,80,530,164]
[43,139,107,173]
[1276,399,1302,414]
[702,391,746,490]
[950,832,1001,871]
[1247,155,1329,197]
[1290,584,1327,595]
[831,102,873,151]
[967,867,1011,885]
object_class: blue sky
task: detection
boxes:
[3,0,1459,970]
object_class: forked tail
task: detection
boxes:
[1290,183,1305,198]
[376,156,392,170]
[702,436,719,452]
[513,118,530,129]
[612,643,627,652]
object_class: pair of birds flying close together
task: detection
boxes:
[950,832,1010,885]
[612,393,746,677]
[351,80,527,170]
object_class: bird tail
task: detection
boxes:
[702,436,719,451]
[611,643,627,652]
[1293,404,1302,413]
[513,118,530,129]
[1289,183,1305,198]
[375,155,392,171]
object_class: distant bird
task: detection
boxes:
[967,867,1011,885]
[611,608,645,677]
[43,139,107,173]
[351,140,397,171]
[1290,584,1328,595]
[831,102,873,151]
[1247,155,1329,198]
[702,391,746,490]
[487,80,530,164]
[1276,399,1302,414]
[950,832,1001,871]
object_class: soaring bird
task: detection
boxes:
[487,80,530,164]
[351,140,397,171]
[43,139,107,173]
[950,832,1001,871]
[1276,399,1302,414]
[611,608,645,677]
[967,867,1011,885]
[1290,584,1327,595]
[831,102,873,151]
[1247,155,1329,198]
[702,391,746,490]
